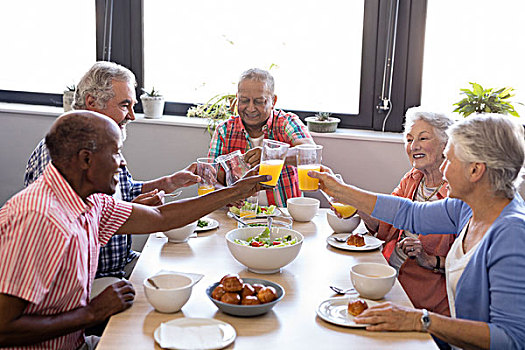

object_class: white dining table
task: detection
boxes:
[97,208,437,349]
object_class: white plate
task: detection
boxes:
[195,217,219,232]
[154,318,236,350]
[229,206,282,218]
[317,297,379,327]
[326,234,383,251]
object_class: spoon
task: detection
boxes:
[164,190,182,198]
[227,211,248,226]
[330,286,356,294]
[147,278,160,289]
[267,216,273,233]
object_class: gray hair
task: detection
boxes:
[72,61,136,110]
[447,114,525,199]
[238,68,275,95]
[403,107,455,144]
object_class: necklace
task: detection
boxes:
[419,177,445,202]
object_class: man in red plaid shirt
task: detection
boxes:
[208,68,316,207]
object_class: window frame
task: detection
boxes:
[0,0,427,132]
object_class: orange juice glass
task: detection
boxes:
[331,202,357,218]
[260,159,285,186]
[197,185,215,196]
[197,157,218,195]
[258,139,290,187]
[240,196,258,218]
[296,144,323,191]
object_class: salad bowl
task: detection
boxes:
[225,227,304,274]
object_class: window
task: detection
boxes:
[144,0,364,115]
[0,1,96,99]
[0,0,428,132]
[421,0,525,118]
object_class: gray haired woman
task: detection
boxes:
[359,108,455,316]
[312,114,525,349]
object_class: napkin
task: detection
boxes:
[159,322,223,349]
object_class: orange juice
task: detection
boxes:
[297,164,321,191]
[259,159,285,187]
[198,185,215,196]
[239,210,256,218]
[331,202,357,218]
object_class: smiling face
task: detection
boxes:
[237,79,276,136]
[90,79,137,139]
[88,125,125,195]
[405,120,446,174]
[440,143,471,199]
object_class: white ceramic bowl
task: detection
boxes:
[225,227,304,274]
[326,211,361,233]
[350,263,396,300]
[286,197,320,222]
[144,273,199,313]
[163,221,198,243]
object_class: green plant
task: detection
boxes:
[453,82,520,117]
[141,87,162,97]
[66,84,76,92]
[187,93,237,135]
[314,112,333,121]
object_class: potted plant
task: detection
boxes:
[453,82,521,117]
[63,84,76,112]
[305,112,340,133]
[187,93,237,136]
[140,87,165,119]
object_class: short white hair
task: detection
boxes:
[403,107,455,144]
[447,114,525,199]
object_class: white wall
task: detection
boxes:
[0,107,410,206]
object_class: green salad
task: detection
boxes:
[197,219,209,228]
[234,227,297,248]
[229,205,277,216]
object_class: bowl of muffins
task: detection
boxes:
[206,274,285,317]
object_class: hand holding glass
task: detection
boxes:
[258,139,290,187]
[216,150,251,186]
[296,144,323,191]
[196,157,218,195]
[321,174,357,218]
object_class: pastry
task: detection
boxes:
[348,299,368,316]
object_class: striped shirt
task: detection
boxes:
[0,163,132,349]
[24,138,141,278]
[208,109,312,207]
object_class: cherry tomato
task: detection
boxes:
[250,241,264,247]
[272,241,281,245]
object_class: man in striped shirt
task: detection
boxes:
[208,68,315,207]
[0,111,268,349]
[24,62,201,283]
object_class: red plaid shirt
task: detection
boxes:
[208,109,312,206]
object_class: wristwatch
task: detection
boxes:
[421,309,431,332]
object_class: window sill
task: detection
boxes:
[0,102,404,144]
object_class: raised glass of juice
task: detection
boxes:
[196,157,218,195]
[259,139,290,187]
[296,144,323,191]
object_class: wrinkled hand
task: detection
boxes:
[398,237,423,258]
[308,166,343,200]
[168,163,202,189]
[88,280,136,322]
[244,147,262,167]
[132,189,164,206]
[354,302,422,331]
[397,237,434,268]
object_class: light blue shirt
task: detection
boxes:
[373,194,525,349]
